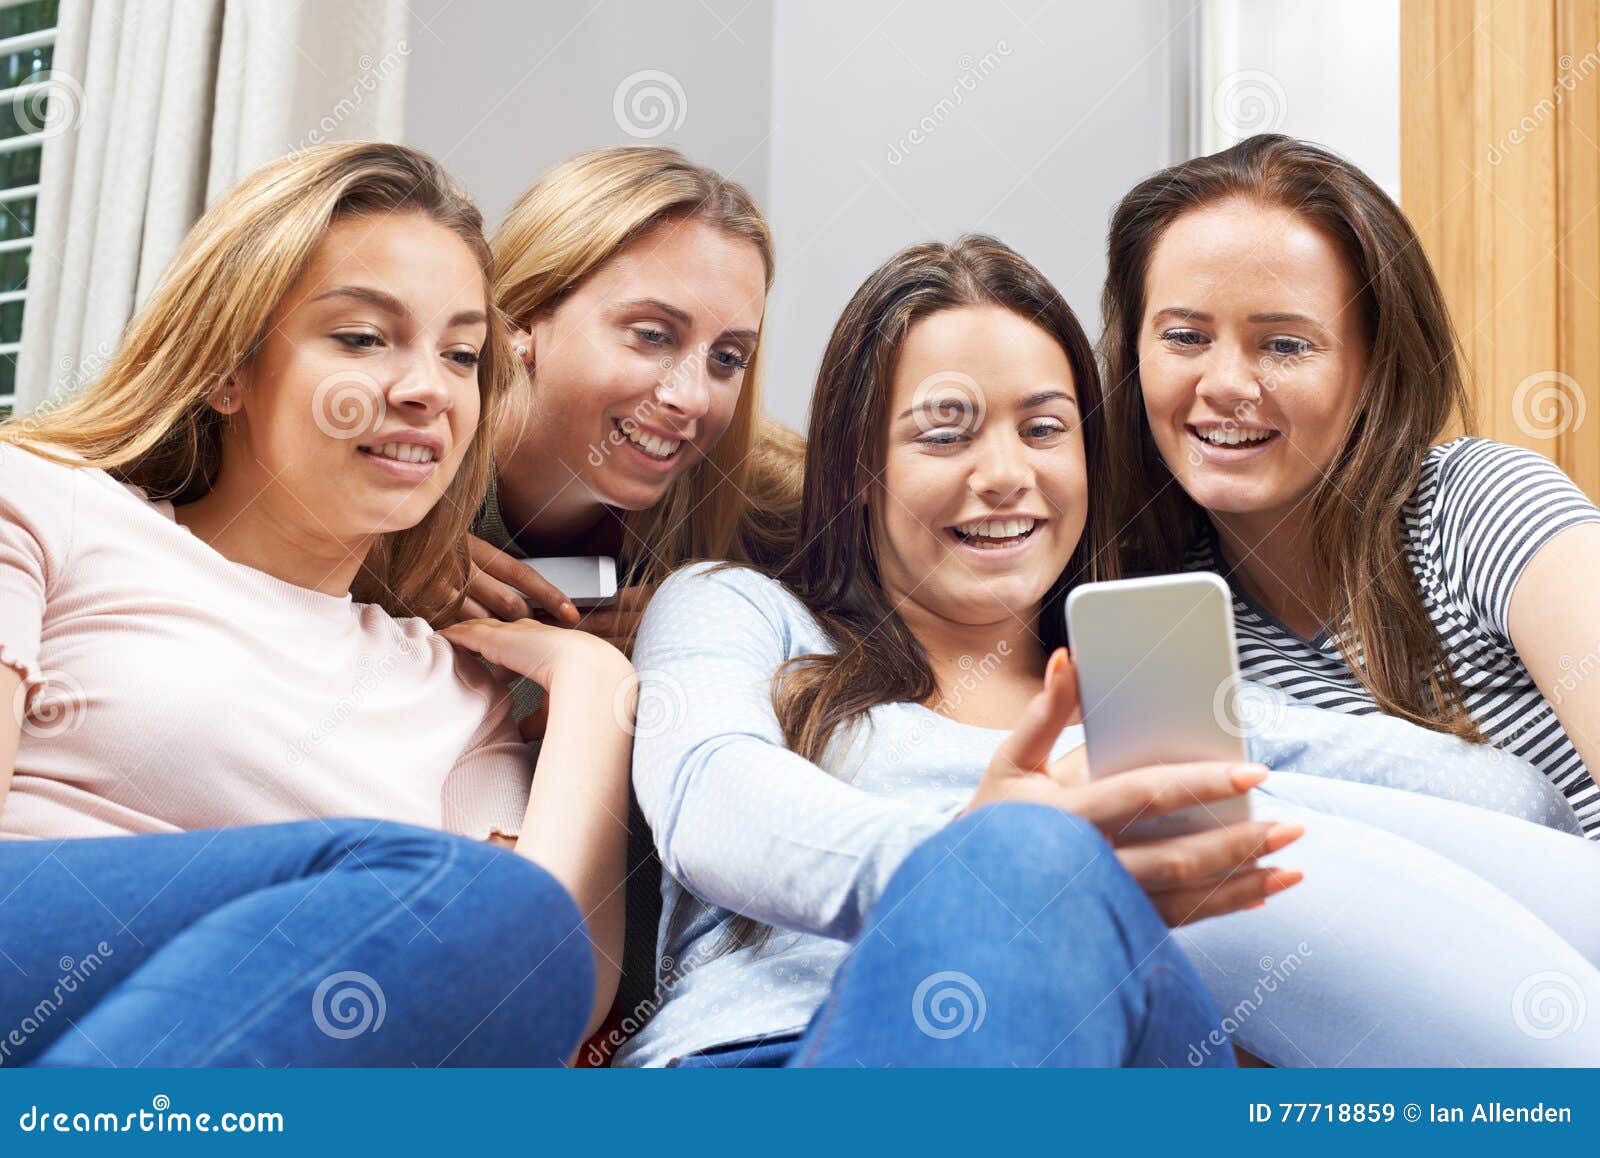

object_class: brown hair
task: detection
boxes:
[715,235,1113,952]
[491,146,792,583]
[0,141,512,623]
[775,234,1114,764]
[1100,133,1481,739]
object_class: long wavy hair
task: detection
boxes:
[491,145,797,581]
[713,235,1114,952]
[771,235,1114,763]
[1101,133,1481,740]
[0,142,513,622]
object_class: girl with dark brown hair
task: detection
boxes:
[1103,133,1600,838]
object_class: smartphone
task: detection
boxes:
[1064,573,1253,837]
[525,556,619,610]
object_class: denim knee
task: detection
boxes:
[910,803,1140,912]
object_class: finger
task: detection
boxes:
[1153,866,1304,927]
[1084,762,1268,836]
[1118,821,1302,892]
[458,597,493,623]
[466,566,536,623]
[469,535,578,623]
[993,649,1077,774]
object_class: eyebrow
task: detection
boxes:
[896,388,1078,421]
[615,297,761,344]
[311,286,486,329]
[1152,306,1325,328]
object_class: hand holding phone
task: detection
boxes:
[1066,573,1256,838]
[965,646,1302,926]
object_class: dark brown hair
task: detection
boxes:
[1100,133,1481,739]
[774,233,1115,764]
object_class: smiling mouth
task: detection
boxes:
[358,441,439,464]
[1189,424,1279,448]
[614,418,684,461]
[949,516,1041,549]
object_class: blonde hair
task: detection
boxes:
[491,145,791,583]
[0,141,514,623]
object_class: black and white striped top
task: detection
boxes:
[1186,437,1600,838]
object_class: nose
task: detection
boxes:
[1194,340,1264,413]
[968,430,1033,503]
[384,349,454,419]
[654,351,712,424]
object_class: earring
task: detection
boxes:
[221,394,231,406]
[514,345,528,358]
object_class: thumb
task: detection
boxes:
[993,648,1078,775]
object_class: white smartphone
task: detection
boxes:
[525,556,619,609]
[1064,573,1253,837]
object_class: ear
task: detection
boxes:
[208,378,244,416]
[509,324,535,370]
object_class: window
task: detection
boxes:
[0,0,59,422]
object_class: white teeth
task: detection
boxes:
[368,442,437,464]
[618,421,682,459]
[1194,427,1274,446]
[955,516,1036,540]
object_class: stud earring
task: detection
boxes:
[221,394,231,406]
[514,344,528,358]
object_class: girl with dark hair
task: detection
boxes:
[1102,133,1600,838]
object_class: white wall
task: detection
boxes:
[402,1,1399,429]
[1199,0,1400,198]
[402,0,773,228]
[760,0,1190,428]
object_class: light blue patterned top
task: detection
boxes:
[615,563,1580,1067]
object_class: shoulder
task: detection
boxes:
[1421,436,1584,507]
[642,562,827,655]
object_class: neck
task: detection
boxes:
[492,416,610,548]
[175,473,369,597]
[1209,501,1329,637]
[893,593,1048,691]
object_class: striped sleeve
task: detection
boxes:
[1429,438,1600,639]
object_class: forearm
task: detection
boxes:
[514,660,632,1039]
[645,732,957,941]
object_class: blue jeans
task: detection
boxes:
[0,819,594,1067]
[679,804,1233,1068]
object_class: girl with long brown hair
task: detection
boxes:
[620,234,1600,1068]
[0,142,632,1066]
[1103,133,1600,838]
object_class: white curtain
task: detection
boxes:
[14,0,410,413]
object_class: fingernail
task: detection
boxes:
[1243,900,1266,910]
[1264,869,1303,896]
[1263,823,1305,853]
[1046,648,1066,684]
[1231,764,1269,790]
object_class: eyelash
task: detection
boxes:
[916,421,1070,448]
[633,327,750,373]
[1158,329,1314,358]
[335,332,480,368]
